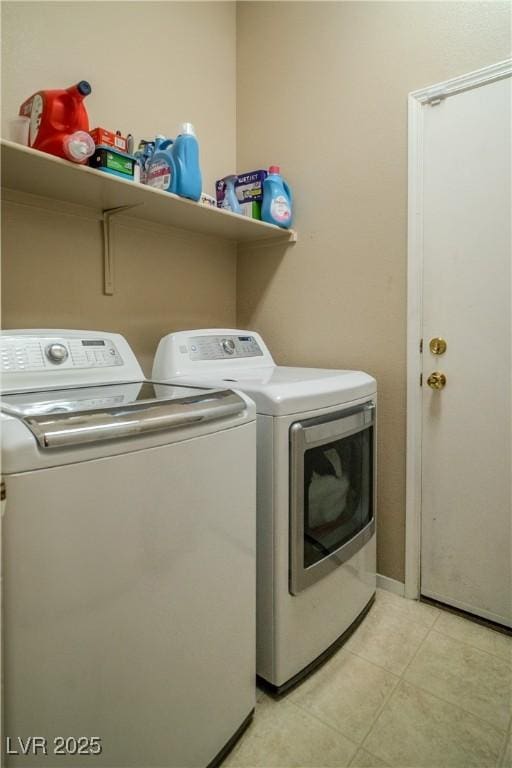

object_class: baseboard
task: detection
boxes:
[377,573,405,597]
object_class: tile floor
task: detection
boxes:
[225,590,512,768]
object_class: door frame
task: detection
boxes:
[405,59,512,600]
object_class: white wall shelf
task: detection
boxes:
[1,140,297,243]
[1,140,296,293]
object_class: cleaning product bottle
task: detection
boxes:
[19,81,94,164]
[222,175,242,214]
[261,166,293,228]
[135,139,155,184]
[146,137,177,193]
[172,123,202,201]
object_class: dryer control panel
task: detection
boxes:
[188,335,263,361]
[153,329,275,379]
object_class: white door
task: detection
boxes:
[419,71,511,627]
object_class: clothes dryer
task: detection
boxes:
[153,329,377,693]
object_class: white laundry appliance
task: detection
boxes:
[1,329,256,767]
[153,329,377,693]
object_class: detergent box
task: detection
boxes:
[90,127,128,152]
[215,169,267,219]
[239,201,262,219]
[89,145,136,180]
[235,169,267,203]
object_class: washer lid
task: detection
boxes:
[1,381,247,448]
[171,366,377,416]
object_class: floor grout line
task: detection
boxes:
[355,612,435,752]
[359,610,510,756]
[393,674,509,735]
[293,649,400,748]
[498,728,511,768]
[348,746,392,768]
[285,648,402,750]
[396,623,512,733]
[345,594,510,735]
[285,697,361,758]
[356,675,508,768]
[497,712,511,767]
[343,646,403,676]
[356,671,402,749]
[431,625,512,665]
[398,619,437,678]
[289,693,381,751]
[429,606,442,628]
[344,622,433,677]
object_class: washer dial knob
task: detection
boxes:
[221,338,236,355]
[46,343,69,364]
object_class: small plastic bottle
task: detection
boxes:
[261,166,293,228]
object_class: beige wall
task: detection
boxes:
[1,202,236,374]
[1,1,237,195]
[2,1,511,579]
[236,1,511,581]
[1,1,237,371]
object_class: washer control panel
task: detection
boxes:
[1,336,123,373]
[188,335,263,361]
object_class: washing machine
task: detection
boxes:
[153,329,377,693]
[1,329,256,767]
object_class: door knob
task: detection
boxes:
[427,372,446,390]
[429,337,447,355]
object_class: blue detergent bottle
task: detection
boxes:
[261,165,293,228]
[146,137,177,193]
[172,122,202,201]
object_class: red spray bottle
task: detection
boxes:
[19,81,94,163]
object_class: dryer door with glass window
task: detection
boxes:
[290,402,376,594]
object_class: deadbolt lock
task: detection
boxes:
[427,372,446,390]
[429,337,447,355]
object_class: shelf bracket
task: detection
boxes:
[102,205,142,295]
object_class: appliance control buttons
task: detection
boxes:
[67,340,123,368]
[45,343,69,364]
[1,337,123,372]
[188,335,263,360]
[1,341,46,371]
